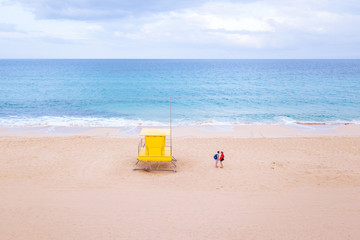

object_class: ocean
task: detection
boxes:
[0,59,359,127]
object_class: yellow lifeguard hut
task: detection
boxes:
[135,128,177,172]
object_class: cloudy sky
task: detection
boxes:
[0,0,360,58]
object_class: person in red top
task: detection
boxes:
[219,151,224,168]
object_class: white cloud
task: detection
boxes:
[1,0,360,58]
[9,0,210,20]
[86,25,103,32]
[0,2,104,41]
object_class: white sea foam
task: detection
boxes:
[0,116,168,128]
[350,119,360,125]
[186,120,233,126]
[0,116,359,128]
[274,116,298,126]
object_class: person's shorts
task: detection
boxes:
[215,160,219,163]
[220,159,224,162]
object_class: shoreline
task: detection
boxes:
[1,123,360,138]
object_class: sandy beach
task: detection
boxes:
[1,126,360,239]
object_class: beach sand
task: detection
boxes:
[0,127,360,239]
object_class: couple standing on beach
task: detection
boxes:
[214,151,224,168]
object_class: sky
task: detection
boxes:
[0,0,360,59]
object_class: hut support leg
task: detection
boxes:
[133,160,177,172]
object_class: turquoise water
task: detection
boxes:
[0,59,359,127]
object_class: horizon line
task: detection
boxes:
[1,58,360,60]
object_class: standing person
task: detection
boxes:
[214,151,220,168]
[220,151,224,168]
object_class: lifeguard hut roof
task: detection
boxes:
[139,128,171,136]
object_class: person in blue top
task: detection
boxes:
[214,151,220,168]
